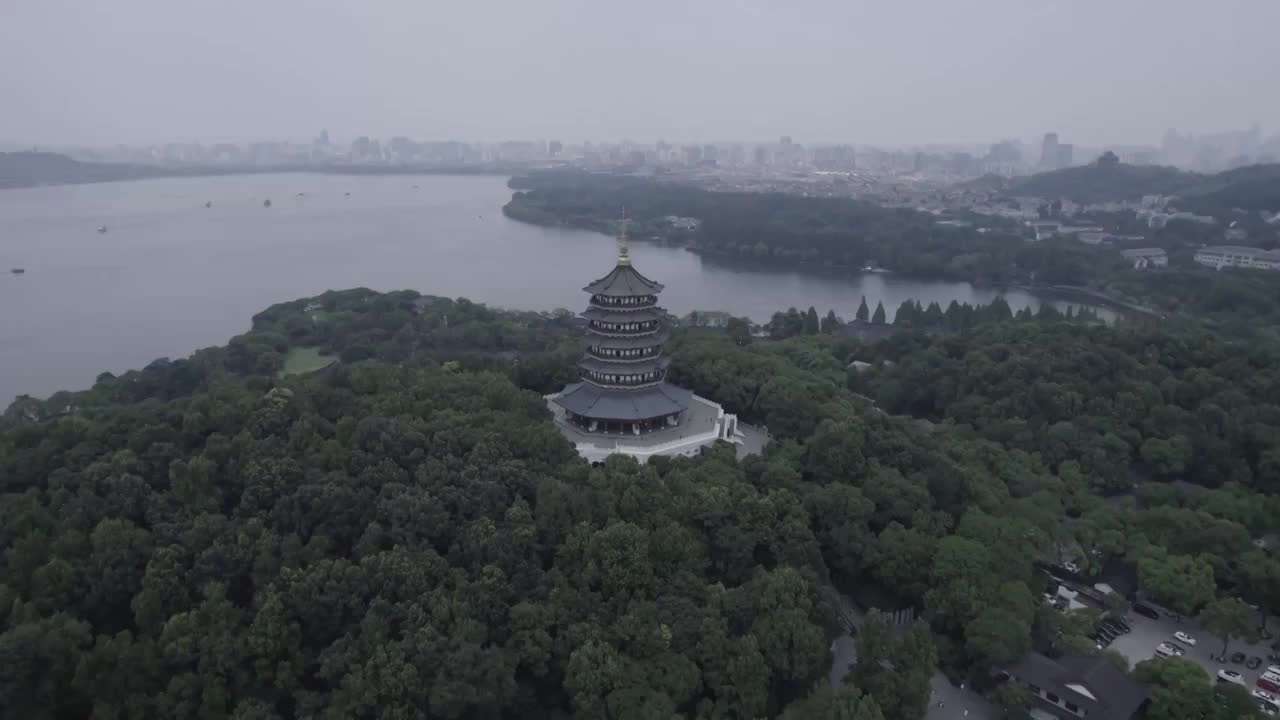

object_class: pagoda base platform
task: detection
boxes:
[544,392,765,464]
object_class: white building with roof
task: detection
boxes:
[1194,245,1280,271]
[1121,248,1168,269]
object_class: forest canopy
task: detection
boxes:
[3,288,1280,719]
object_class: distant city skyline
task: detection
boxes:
[3,0,1278,148]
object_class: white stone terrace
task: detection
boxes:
[545,392,767,463]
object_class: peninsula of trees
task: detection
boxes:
[504,170,1280,320]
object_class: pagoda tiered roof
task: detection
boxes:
[583,264,664,297]
[577,355,670,376]
[587,332,670,350]
[554,381,692,421]
[581,306,664,324]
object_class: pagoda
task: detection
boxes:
[552,219,694,435]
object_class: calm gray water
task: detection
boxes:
[0,173,1093,403]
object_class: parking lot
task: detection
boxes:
[1105,610,1277,691]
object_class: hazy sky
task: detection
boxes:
[2,0,1276,148]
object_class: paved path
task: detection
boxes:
[926,674,996,720]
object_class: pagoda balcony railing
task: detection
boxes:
[586,323,661,337]
[588,299,658,312]
[579,369,667,388]
[590,294,657,308]
[587,347,662,362]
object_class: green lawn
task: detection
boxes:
[279,347,336,377]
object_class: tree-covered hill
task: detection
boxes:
[1009,155,1280,208]
[3,288,1279,718]
[504,170,1114,285]
[1010,160,1202,203]
[0,152,167,189]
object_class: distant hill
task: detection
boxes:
[0,151,168,188]
[1011,161,1203,203]
[1178,164,1280,214]
[0,151,515,189]
[1005,157,1280,210]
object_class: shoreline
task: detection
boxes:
[502,201,1136,315]
[0,164,522,191]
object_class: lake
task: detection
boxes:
[0,173,1101,403]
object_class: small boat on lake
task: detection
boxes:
[205,201,213,208]
[263,198,272,208]
[10,268,25,275]
[97,225,108,234]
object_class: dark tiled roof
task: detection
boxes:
[587,332,669,350]
[1011,652,1146,720]
[577,356,670,376]
[583,264,664,297]
[581,306,664,324]
[553,382,692,420]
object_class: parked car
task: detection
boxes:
[1232,652,1248,664]
[1258,673,1280,694]
[1110,618,1132,633]
[1104,620,1129,635]
[1268,665,1280,677]
[1256,689,1280,716]
[1134,603,1160,620]
[1221,669,1246,685]
[1174,631,1196,646]
[1249,657,1264,670]
[1157,642,1184,658]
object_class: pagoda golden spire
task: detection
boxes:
[617,208,631,266]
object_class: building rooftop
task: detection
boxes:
[1011,652,1146,720]
[548,392,719,448]
[1121,247,1167,258]
[583,264,664,297]
[1198,245,1280,258]
[553,381,692,421]
[581,306,664,324]
[577,355,670,376]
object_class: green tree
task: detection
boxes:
[803,306,821,335]
[821,310,842,334]
[966,606,1032,669]
[856,296,870,323]
[1199,597,1256,659]
[1137,548,1215,616]
[780,684,886,720]
[725,316,753,346]
[1134,657,1216,720]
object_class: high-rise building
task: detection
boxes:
[1040,133,1060,169]
[549,140,563,158]
[813,145,856,171]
